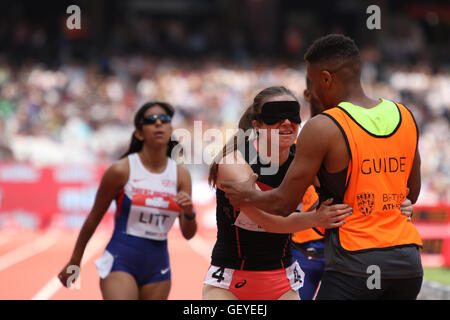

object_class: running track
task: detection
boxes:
[0,224,441,300]
[0,225,216,300]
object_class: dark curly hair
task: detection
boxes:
[304,34,360,69]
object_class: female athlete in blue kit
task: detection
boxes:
[58,102,197,300]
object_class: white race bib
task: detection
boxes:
[126,193,180,240]
[234,210,266,232]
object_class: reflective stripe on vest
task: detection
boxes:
[323,102,422,252]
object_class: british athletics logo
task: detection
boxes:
[356,192,375,216]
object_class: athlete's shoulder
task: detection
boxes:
[395,101,419,121]
[301,113,342,137]
[103,157,130,186]
[216,150,253,190]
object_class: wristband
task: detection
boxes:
[184,210,196,220]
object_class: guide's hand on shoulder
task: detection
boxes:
[221,173,258,210]
[313,198,353,229]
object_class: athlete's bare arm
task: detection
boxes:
[176,165,197,240]
[216,150,256,192]
[407,148,421,204]
[222,115,349,216]
[58,158,129,287]
[217,148,351,231]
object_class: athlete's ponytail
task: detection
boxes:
[121,102,181,159]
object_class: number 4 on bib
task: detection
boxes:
[294,267,303,284]
[212,267,225,283]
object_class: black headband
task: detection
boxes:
[255,101,301,125]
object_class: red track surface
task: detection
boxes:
[0,226,215,300]
[0,224,444,300]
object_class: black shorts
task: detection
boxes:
[316,270,423,300]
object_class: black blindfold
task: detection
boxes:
[254,101,301,125]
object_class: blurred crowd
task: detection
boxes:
[0,54,448,205]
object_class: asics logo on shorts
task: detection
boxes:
[234,280,247,288]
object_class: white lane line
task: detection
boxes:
[31,231,109,300]
[186,234,214,261]
[0,230,60,272]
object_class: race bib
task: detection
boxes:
[126,193,180,240]
[286,261,305,291]
[204,265,234,289]
[234,210,266,232]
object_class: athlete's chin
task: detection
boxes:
[278,137,296,148]
[148,138,170,148]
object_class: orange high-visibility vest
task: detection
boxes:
[323,103,422,252]
[292,185,323,244]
